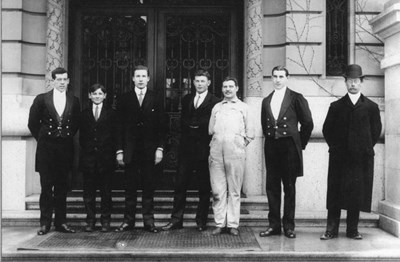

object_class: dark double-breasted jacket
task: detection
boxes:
[323,94,382,212]
[180,92,220,161]
[116,89,167,164]
[261,88,314,177]
[28,90,80,172]
[79,104,116,173]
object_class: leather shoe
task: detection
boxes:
[211,227,223,235]
[37,225,50,235]
[346,231,363,240]
[115,222,134,232]
[55,224,76,233]
[284,229,296,238]
[259,227,281,237]
[161,222,183,231]
[197,225,207,232]
[84,223,95,232]
[229,228,239,236]
[144,224,159,233]
[320,231,338,240]
[101,223,111,232]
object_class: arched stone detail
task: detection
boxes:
[246,0,263,97]
[46,0,65,90]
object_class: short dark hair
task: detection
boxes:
[223,76,238,87]
[133,65,150,76]
[88,83,107,94]
[194,70,211,81]
[51,67,68,79]
[271,65,289,77]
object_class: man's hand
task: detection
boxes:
[116,152,125,167]
[155,149,163,165]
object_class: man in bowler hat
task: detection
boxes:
[320,64,382,240]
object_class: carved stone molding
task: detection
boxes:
[46,0,65,90]
[246,0,263,97]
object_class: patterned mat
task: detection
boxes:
[18,227,260,251]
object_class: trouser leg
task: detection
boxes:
[171,159,190,224]
[326,208,341,234]
[346,209,360,234]
[225,155,245,229]
[100,170,112,224]
[209,156,227,228]
[53,170,68,226]
[196,160,211,226]
[123,164,137,225]
[83,171,97,224]
[39,172,54,227]
[141,159,156,226]
[282,175,297,231]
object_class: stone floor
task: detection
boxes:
[2,226,400,261]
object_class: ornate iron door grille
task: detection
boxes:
[163,14,232,173]
[81,15,148,108]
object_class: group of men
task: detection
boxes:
[28,63,381,241]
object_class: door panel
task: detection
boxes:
[69,3,241,190]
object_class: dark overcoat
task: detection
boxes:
[116,89,166,164]
[180,92,220,161]
[79,104,116,173]
[323,94,382,212]
[261,88,314,177]
[28,90,80,172]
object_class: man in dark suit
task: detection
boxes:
[320,64,382,240]
[259,65,313,239]
[161,70,219,232]
[79,83,116,232]
[115,65,166,233]
[28,67,80,235]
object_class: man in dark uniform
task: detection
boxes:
[320,64,382,240]
[259,65,313,239]
[115,65,166,233]
[28,67,80,235]
[162,70,219,231]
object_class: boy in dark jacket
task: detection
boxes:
[80,83,116,232]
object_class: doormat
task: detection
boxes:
[18,227,260,251]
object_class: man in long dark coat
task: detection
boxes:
[321,64,382,240]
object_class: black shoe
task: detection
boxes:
[101,223,111,232]
[229,228,239,236]
[37,225,50,235]
[161,222,183,231]
[84,223,95,232]
[259,227,281,237]
[197,225,207,232]
[284,229,296,238]
[55,224,76,233]
[320,231,338,240]
[346,231,363,240]
[144,224,159,233]
[115,222,135,232]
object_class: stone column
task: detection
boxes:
[46,0,65,90]
[243,0,265,196]
[370,0,400,237]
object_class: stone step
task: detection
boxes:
[2,209,380,228]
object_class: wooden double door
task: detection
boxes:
[69,0,243,189]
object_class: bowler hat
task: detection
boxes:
[343,64,364,79]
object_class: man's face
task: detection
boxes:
[222,80,238,100]
[89,88,107,105]
[133,69,150,89]
[272,70,288,90]
[346,78,362,94]
[193,76,210,94]
[53,73,69,93]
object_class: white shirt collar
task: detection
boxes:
[53,88,66,96]
[196,90,208,98]
[93,102,103,110]
[135,86,147,96]
[273,86,287,96]
[348,92,361,105]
